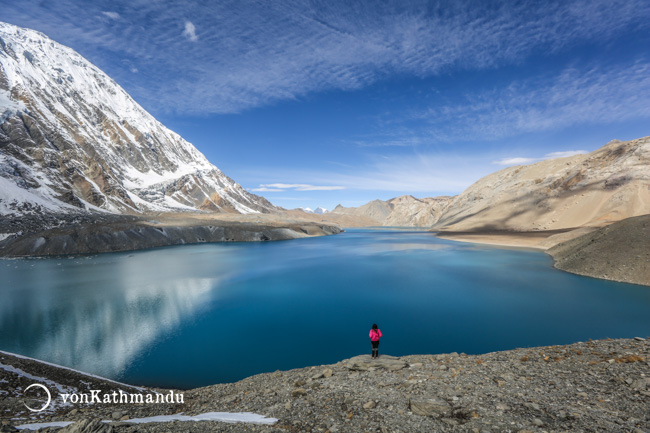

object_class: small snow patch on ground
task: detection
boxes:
[121,412,278,425]
[0,350,145,391]
[15,421,74,430]
[0,363,75,397]
[14,412,277,430]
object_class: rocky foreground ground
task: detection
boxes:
[1,338,649,432]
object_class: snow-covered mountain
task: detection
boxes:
[0,22,276,216]
[299,206,329,214]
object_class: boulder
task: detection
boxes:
[409,397,451,418]
[59,419,113,433]
[343,355,409,371]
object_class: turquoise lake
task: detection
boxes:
[1,229,649,389]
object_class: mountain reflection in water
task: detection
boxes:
[0,250,220,378]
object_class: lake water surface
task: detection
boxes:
[1,229,649,389]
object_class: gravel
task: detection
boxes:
[2,338,649,432]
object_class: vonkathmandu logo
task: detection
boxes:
[23,384,184,411]
[61,390,184,405]
[23,384,52,412]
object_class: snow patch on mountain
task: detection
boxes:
[299,206,329,214]
[0,88,25,122]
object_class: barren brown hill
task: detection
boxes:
[280,208,379,227]
[331,195,453,227]
[433,136,650,232]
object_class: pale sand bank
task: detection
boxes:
[433,227,598,250]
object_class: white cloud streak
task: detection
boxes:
[101,11,120,20]
[248,152,497,195]
[545,150,589,159]
[250,187,283,192]
[492,150,589,166]
[253,183,346,192]
[492,157,536,166]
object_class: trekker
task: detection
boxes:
[369,323,382,358]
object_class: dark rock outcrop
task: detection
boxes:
[548,214,650,286]
[0,213,343,257]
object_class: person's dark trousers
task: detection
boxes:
[371,340,379,358]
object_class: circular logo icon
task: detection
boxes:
[23,383,51,412]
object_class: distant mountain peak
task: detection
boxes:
[299,206,329,214]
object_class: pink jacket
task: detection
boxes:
[369,329,382,341]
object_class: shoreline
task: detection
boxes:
[0,212,344,257]
[2,338,648,432]
[433,231,548,250]
[432,228,590,250]
[5,218,645,288]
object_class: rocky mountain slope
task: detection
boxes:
[548,214,650,286]
[433,136,650,232]
[0,22,276,218]
[2,338,649,432]
[331,195,453,227]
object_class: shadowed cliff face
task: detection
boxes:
[548,214,650,286]
[0,22,277,217]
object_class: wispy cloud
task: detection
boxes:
[353,137,423,148]
[416,61,650,141]
[492,157,537,166]
[3,0,649,114]
[182,21,197,42]
[101,11,120,20]
[247,152,497,195]
[252,183,346,192]
[250,187,284,192]
[545,150,589,159]
[492,150,588,166]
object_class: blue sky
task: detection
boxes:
[3,0,650,210]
